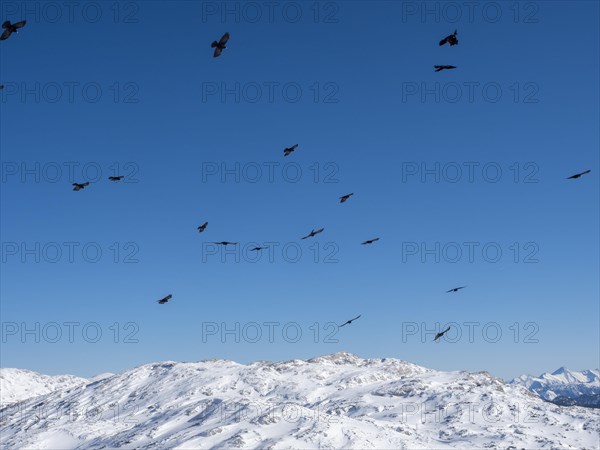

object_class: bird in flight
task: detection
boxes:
[339,315,361,327]
[72,182,90,191]
[434,326,451,341]
[339,193,354,203]
[446,286,467,293]
[284,144,299,156]
[1,20,26,41]
[197,222,208,233]
[213,241,238,246]
[566,169,591,180]
[250,246,267,252]
[361,238,380,245]
[211,32,230,57]
[108,176,124,181]
[301,228,324,239]
[157,294,173,305]
[439,30,458,46]
[434,65,457,72]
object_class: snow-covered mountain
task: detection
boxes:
[0,368,89,406]
[511,367,600,408]
[1,353,599,449]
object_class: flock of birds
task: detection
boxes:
[2,23,593,340]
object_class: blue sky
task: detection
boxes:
[1,1,598,380]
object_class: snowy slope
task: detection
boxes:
[0,368,88,406]
[511,367,600,408]
[1,353,599,449]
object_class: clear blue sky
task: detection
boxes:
[1,1,598,380]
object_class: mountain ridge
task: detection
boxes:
[1,353,599,449]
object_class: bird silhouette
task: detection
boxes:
[446,286,467,293]
[72,182,90,191]
[108,176,124,181]
[211,32,230,57]
[566,169,591,179]
[250,246,267,251]
[439,30,458,46]
[284,144,299,156]
[1,20,26,41]
[361,238,380,245]
[213,241,238,246]
[301,228,324,239]
[339,193,354,203]
[434,326,451,341]
[339,315,361,327]
[434,65,457,72]
[197,222,208,233]
[157,294,173,305]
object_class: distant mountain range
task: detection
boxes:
[511,367,600,408]
[1,354,599,449]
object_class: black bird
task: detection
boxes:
[361,238,380,245]
[339,193,354,203]
[108,176,124,181]
[213,241,238,246]
[1,20,26,41]
[566,169,591,180]
[157,294,173,305]
[434,65,457,72]
[301,228,324,239]
[439,30,458,46]
[250,246,267,251]
[446,286,466,293]
[197,222,208,233]
[339,315,361,327]
[284,144,298,156]
[211,32,230,57]
[434,326,451,341]
[72,182,90,191]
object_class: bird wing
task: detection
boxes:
[338,321,349,327]
[219,32,230,45]
[213,47,222,57]
[439,37,448,46]
[2,21,10,29]
[581,170,591,175]
[351,315,361,321]
[316,228,324,234]
[13,20,26,29]
[0,29,11,40]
